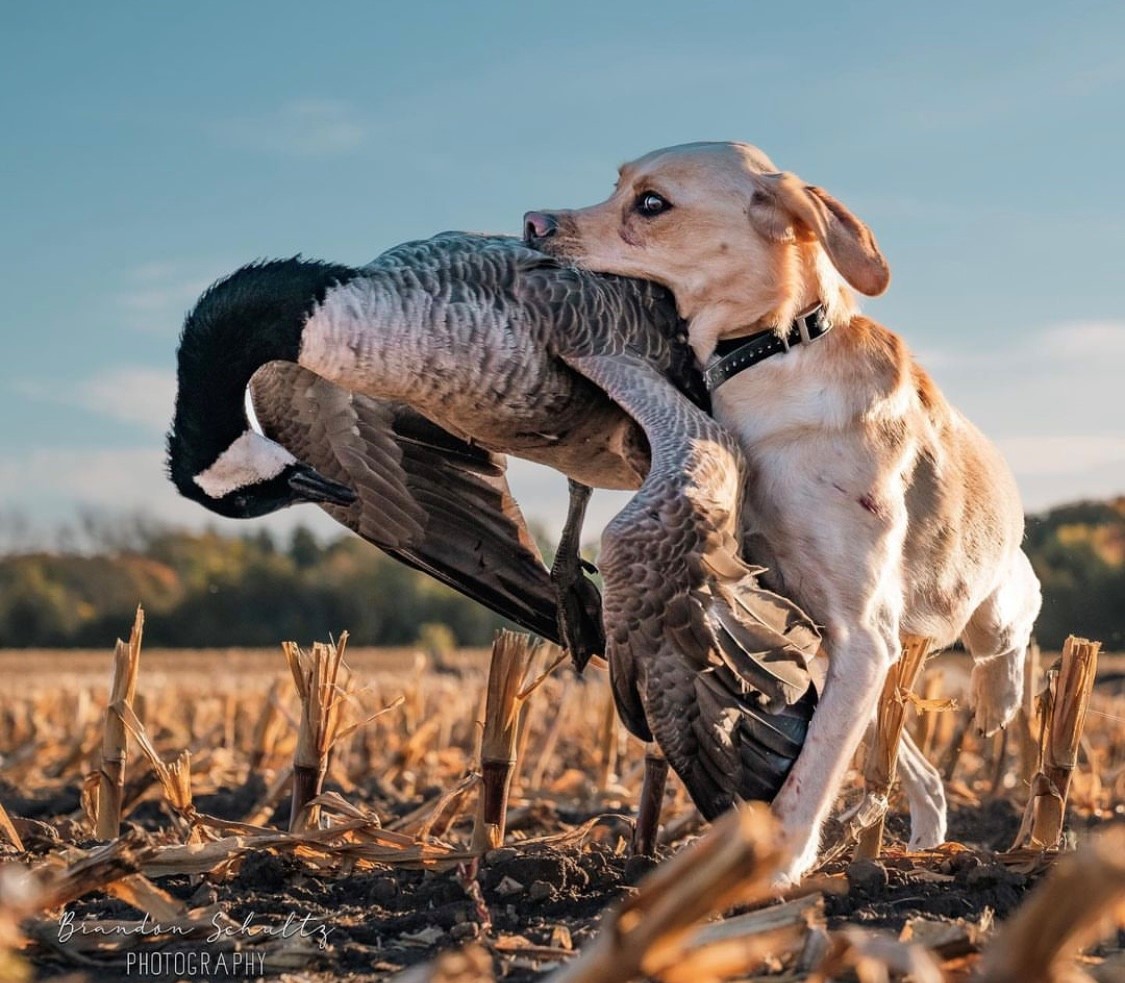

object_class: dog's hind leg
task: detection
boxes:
[962,549,1042,736]
[898,728,947,849]
[852,716,946,849]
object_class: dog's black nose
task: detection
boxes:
[524,211,558,245]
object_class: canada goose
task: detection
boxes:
[167,232,820,815]
[168,234,697,663]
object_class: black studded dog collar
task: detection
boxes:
[703,306,832,392]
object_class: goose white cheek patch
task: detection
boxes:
[194,430,298,499]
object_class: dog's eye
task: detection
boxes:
[635,192,670,217]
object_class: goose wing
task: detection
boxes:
[249,361,561,642]
[559,350,820,818]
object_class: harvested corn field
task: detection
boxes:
[0,616,1123,982]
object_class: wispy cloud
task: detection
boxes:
[76,367,176,432]
[915,320,1125,511]
[18,365,176,434]
[1031,321,1125,360]
[8,322,1123,542]
[213,98,369,158]
[117,261,218,334]
[504,458,630,541]
[998,435,1125,478]
[0,447,184,518]
[0,445,345,546]
[914,320,1125,373]
[1063,60,1125,98]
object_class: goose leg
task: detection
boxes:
[631,742,669,856]
[550,479,606,671]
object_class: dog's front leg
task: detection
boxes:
[771,611,900,884]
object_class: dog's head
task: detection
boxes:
[525,141,890,356]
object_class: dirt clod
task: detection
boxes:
[846,858,889,895]
[623,852,660,885]
[529,880,555,902]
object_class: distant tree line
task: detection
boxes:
[0,524,521,648]
[1025,497,1124,650]
[0,497,1121,650]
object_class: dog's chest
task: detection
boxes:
[707,354,898,610]
[709,351,860,445]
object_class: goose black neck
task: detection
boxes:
[167,257,358,499]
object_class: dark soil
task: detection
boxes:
[14,780,1104,983]
[0,778,82,820]
[826,847,1030,930]
[27,831,634,982]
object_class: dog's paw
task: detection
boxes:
[903,759,947,851]
[907,806,947,852]
[970,655,1022,736]
[906,783,947,851]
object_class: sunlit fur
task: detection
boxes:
[531,141,1042,883]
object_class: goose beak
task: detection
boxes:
[287,465,357,506]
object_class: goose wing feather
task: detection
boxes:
[559,350,820,817]
[250,361,561,641]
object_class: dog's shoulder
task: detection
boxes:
[839,316,950,424]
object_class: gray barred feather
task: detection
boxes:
[559,350,820,815]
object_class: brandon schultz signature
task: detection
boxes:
[57,909,336,950]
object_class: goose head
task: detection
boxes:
[175,427,356,519]
[167,257,359,519]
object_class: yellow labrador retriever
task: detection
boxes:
[525,142,1041,882]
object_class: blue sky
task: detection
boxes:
[2,1,1123,548]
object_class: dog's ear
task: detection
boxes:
[748,172,890,296]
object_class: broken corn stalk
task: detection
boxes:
[116,701,193,820]
[597,687,619,792]
[283,634,350,832]
[470,631,542,854]
[94,606,144,839]
[1011,635,1101,850]
[855,634,932,859]
[981,823,1125,982]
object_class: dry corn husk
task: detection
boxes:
[1012,636,1101,850]
[93,607,143,839]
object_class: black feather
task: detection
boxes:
[167,258,357,501]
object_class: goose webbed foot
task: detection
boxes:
[550,480,605,671]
